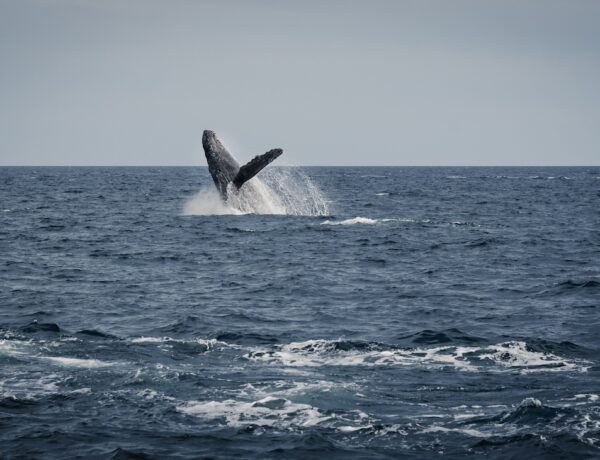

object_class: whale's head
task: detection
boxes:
[202,130,224,157]
[202,130,239,197]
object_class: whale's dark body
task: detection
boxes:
[202,130,283,199]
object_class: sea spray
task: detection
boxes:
[182,187,244,216]
[183,167,329,216]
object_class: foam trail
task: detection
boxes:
[183,168,329,216]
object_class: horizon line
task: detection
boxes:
[0,164,598,168]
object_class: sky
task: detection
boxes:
[0,0,599,166]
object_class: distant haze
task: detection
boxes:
[1,0,599,166]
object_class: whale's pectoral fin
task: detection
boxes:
[233,148,283,189]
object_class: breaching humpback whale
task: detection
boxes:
[202,130,283,200]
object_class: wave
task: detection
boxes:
[398,328,487,345]
[75,329,119,340]
[496,398,567,424]
[215,331,281,345]
[557,278,600,290]
[536,278,600,297]
[20,321,61,334]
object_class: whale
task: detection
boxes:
[202,130,283,200]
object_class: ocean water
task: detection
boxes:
[0,166,599,459]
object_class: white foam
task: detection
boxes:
[176,382,397,435]
[0,339,32,357]
[247,340,477,371]
[70,387,92,395]
[130,336,225,350]
[478,341,588,373]
[44,357,113,368]
[130,336,169,344]
[136,388,175,401]
[246,339,588,374]
[321,217,378,226]
[0,373,61,400]
[420,426,487,438]
[179,396,330,428]
[453,412,486,421]
[235,379,356,400]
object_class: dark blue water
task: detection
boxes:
[1,166,599,459]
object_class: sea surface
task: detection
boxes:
[1,166,599,459]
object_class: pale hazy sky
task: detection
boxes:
[1,0,599,166]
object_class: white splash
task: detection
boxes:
[183,187,244,216]
[183,168,329,216]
